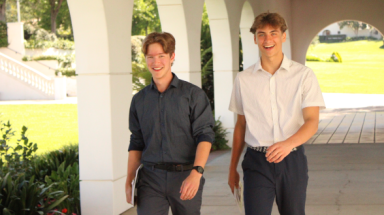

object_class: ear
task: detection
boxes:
[254,34,258,45]
[282,32,287,43]
[170,53,175,63]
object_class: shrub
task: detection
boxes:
[24,39,75,50]
[31,144,79,182]
[0,173,68,215]
[0,21,8,47]
[306,54,321,62]
[0,121,38,178]
[0,119,77,214]
[53,39,75,50]
[331,52,342,63]
[55,68,76,77]
[44,162,80,214]
[22,55,58,61]
[212,118,230,151]
[24,39,54,49]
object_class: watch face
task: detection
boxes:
[197,166,204,174]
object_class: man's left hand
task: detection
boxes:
[180,170,202,200]
[266,141,295,163]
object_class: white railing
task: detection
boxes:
[0,52,55,96]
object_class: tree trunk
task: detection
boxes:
[0,0,6,23]
[50,0,64,34]
[51,12,58,34]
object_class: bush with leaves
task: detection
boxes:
[0,121,38,178]
[330,52,342,63]
[0,21,8,48]
[0,173,68,215]
[212,118,230,150]
[0,119,78,214]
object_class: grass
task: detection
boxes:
[0,104,78,155]
[306,40,384,94]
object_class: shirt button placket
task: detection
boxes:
[159,93,167,160]
[270,76,279,143]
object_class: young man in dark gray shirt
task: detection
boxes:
[125,32,215,215]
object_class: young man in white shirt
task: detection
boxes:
[228,12,325,215]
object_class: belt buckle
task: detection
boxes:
[175,164,184,172]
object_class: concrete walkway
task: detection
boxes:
[123,144,384,215]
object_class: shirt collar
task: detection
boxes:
[253,54,291,74]
[150,73,180,90]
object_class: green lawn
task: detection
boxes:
[0,104,78,155]
[306,40,384,94]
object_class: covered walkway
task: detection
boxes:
[123,107,384,215]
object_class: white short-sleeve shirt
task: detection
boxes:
[229,55,326,147]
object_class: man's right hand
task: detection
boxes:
[228,169,240,194]
[125,183,133,205]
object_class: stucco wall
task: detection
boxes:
[291,0,384,64]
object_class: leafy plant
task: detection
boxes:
[55,68,76,77]
[212,118,230,150]
[0,120,38,178]
[44,162,80,214]
[306,54,321,62]
[330,52,342,63]
[0,21,7,47]
[0,173,68,215]
[30,144,79,182]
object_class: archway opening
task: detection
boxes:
[305,20,384,145]
[306,20,384,96]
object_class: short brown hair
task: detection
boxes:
[142,32,175,56]
[250,12,287,34]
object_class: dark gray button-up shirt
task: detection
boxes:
[128,74,215,164]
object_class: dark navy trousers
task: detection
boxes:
[136,165,205,215]
[242,146,308,215]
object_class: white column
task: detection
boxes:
[240,1,258,69]
[7,22,25,55]
[156,0,204,87]
[206,0,244,147]
[67,0,133,214]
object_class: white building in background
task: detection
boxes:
[319,22,383,39]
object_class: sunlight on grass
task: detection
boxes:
[0,104,78,155]
[306,40,384,94]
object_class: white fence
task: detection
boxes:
[0,52,66,100]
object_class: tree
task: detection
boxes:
[0,0,7,22]
[48,0,64,34]
[132,0,161,35]
[338,21,371,37]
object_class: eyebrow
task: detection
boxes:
[146,52,166,56]
[257,30,279,34]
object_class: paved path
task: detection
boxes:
[123,144,384,215]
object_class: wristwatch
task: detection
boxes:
[192,166,204,174]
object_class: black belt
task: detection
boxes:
[247,145,301,153]
[146,163,194,172]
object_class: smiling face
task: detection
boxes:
[145,42,175,82]
[254,24,286,59]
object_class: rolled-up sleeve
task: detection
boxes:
[190,88,215,145]
[128,96,145,151]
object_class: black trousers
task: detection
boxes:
[136,165,205,215]
[242,146,308,215]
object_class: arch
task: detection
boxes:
[240,1,258,69]
[156,0,204,87]
[291,0,384,64]
[205,0,245,146]
[304,19,384,64]
[67,0,134,214]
